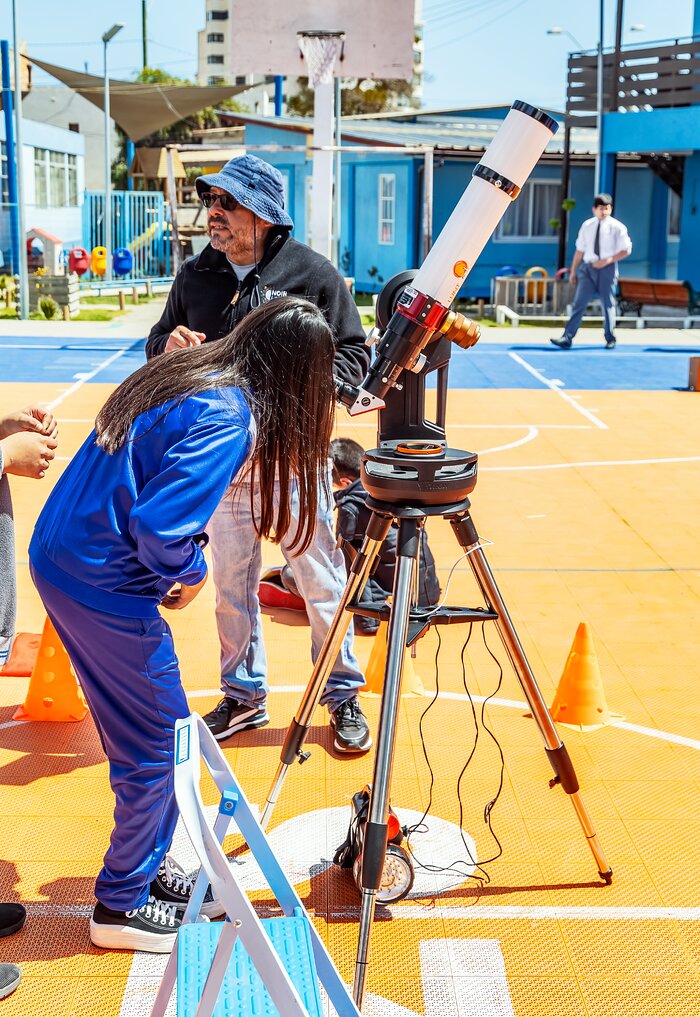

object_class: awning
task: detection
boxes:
[129,147,186,179]
[28,56,251,143]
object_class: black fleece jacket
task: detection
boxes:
[334,478,441,609]
[146,230,369,384]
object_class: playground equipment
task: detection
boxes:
[68,247,90,276]
[90,246,107,276]
[113,247,134,277]
[525,264,548,301]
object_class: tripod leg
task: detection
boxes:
[449,512,613,884]
[261,511,393,829]
[354,518,419,1008]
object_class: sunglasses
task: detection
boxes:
[201,191,241,212]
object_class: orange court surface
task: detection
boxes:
[1,341,700,1016]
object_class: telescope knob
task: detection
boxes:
[439,310,481,349]
[409,353,428,375]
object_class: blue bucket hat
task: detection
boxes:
[196,154,293,228]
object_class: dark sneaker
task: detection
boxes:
[550,336,572,349]
[150,855,224,919]
[203,697,269,741]
[90,895,188,952]
[605,337,616,349]
[330,696,372,754]
[0,903,26,938]
[0,963,21,1000]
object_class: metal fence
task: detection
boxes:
[83,190,170,279]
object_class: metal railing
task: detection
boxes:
[491,275,574,316]
[566,36,700,126]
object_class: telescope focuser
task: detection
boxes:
[337,284,480,416]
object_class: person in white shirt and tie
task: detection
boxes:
[551,193,632,350]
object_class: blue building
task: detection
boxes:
[220,103,682,298]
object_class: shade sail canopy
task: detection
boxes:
[28,57,250,142]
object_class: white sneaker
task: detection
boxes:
[90,895,192,953]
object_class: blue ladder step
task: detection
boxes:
[177,915,323,1017]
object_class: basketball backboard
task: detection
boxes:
[227,0,415,80]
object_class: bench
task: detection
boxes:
[618,278,700,317]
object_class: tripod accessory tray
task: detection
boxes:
[177,914,322,1017]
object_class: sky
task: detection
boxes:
[0,0,695,114]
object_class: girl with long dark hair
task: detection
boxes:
[28,297,335,953]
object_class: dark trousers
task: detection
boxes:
[31,569,189,911]
[564,262,617,342]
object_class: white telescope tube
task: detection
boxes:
[412,101,558,307]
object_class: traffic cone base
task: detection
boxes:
[550,622,621,731]
[360,614,425,698]
[13,618,88,723]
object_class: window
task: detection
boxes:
[668,189,681,238]
[496,180,559,239]
[207,32,224,42]
[378,173,396,245]
[208,54,224,64]
[208,75,225,85]
[33,147,79,207]
[235,75,249,85]
[207,9,228,19]
[68,122,79,133]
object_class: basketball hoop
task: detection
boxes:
[298,30,345,89]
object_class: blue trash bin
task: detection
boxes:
[113,248,133,277]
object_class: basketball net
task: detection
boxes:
[298,31,345,89]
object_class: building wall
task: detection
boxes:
[0,117,85,266]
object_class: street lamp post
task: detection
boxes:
[546,26,585,50]
[102,23,124,282]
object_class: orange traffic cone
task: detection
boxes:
[0,632,42,677]
[13,618,88,722]
[550,622,619,731]
[360,612,425,698]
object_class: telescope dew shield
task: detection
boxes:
[412,101,558,307]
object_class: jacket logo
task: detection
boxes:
[262,287,289,301]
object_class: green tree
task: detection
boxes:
[287,77,414,117]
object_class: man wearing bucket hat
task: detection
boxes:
[147,154,372,755]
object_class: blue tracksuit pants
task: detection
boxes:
[564,261,617,342]
[31,569,189,912]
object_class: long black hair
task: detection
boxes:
[95,297,336,554]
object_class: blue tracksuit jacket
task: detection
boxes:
[29,386,254,616]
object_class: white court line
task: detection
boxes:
[479,425,538,455]
[338,421,595,430]
[480,454,700,472]
[508,351,608,430]
[378,906,700,921]
[45,345,133,410]
[186,688,700,751]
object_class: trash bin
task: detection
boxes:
[113,248,133,277]
[90,246,107,276]
[69,247,90,277]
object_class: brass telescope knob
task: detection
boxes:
[438,311,481,349]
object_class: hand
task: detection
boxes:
[592,257,613,270]
[164,326,206,352]
[0,405,58,441]
[1,431,57,479]
[569,271,577,285]
[161,574,208,610]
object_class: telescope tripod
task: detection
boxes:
[260,336,612,1009]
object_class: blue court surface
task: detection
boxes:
[1,334,699,390]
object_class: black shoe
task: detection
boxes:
[150,855,224,919]
[605,337,616,349]
[0,903,26,939]
[0,964,21,1000]
[330,696,372,754]
[203,697,269,741]
[550,336,572,349]
[90,895,188,953]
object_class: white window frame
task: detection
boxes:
[33,147,79,208]
[378,173,396,246]
[495,179,559,242]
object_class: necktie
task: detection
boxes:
[594,221,601,258]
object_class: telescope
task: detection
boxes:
[263,100,613,1009]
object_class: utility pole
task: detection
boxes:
[142,1,148,70]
